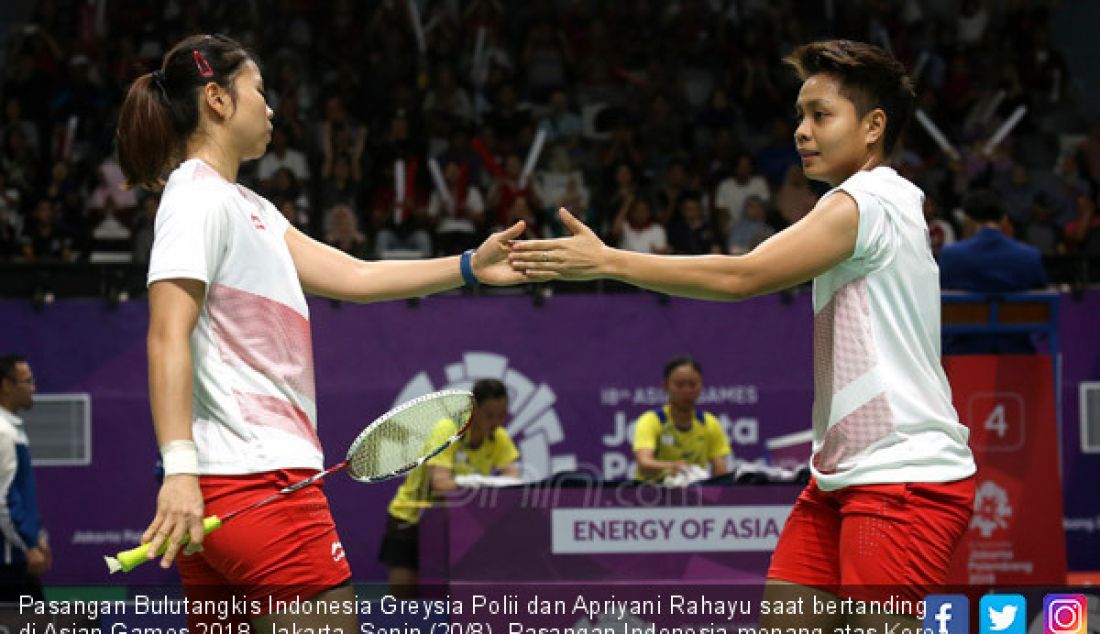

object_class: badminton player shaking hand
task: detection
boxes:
[117,34,529,631]
[511,40,976,630]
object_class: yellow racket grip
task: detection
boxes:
[104,515,222,574]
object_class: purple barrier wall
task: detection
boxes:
[0,290,1096,584]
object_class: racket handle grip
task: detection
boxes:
[104,515,222,574]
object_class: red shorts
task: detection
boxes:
[177,469,352,626]
[767,476,975,607]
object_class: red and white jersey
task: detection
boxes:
[148,159,322,475]
[810,166,975,490]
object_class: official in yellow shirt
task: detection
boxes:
[379,378,519,596]
[633,357,732,481]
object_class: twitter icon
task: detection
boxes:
[981,594,1027,634]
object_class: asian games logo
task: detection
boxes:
[394,352,577,479]
[970,480,1013,538]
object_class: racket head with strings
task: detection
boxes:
[344,389,476,483]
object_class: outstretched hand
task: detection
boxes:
[508,208,608,281]
[471,221,531,285]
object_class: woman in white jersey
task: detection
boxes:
[509,40,976,628]
[116,34,528,629]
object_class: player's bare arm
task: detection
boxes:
[145,279,206,566]
[285,222,529,302]
[511,197,859,300]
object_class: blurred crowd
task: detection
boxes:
[1,0,1098,279]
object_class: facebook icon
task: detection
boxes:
[926,595,970,634]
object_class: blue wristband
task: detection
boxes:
[460,249,480,287]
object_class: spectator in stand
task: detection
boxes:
[277,200,310,233]
[0,98,38,156]
[324,204,370,260]
[727,195,776,256]
[264,167,311,217]
[372,162,432,260]
[319,95,366,189]
[642,93,688,171]
[774,164,818,227]
[924,195,957,258]
[1064,189,1100,255]
[695,88,739,150]
[591,163,642,238]
[423,66,475,145]
[1017,25,1070,107]
[257,127,310,190]
[318,155,359,213]
[20,200,73,262]
[487,154,540,229]
[540,88,582,146]
[715,154,771,227]
[599,118,644,175]
[754,117,802,190]
[610,196,668,255]
[428,159,487,255]
[522,21,571,102]
[43,161,82,223]
[667,193,722,255]
[483,84,530,155]
[272,87,309,151]
[372,109,424,184]
[1022,193,1063,256]
[732,51,784,136]
[1,1,1098,289]
[502,196,540,240]
[1077,122,1100,189]
[940,189,1048,354]
[88,157,139,217]
[436,126,484,191]
[0,172,23,244]
[548,170,591,237]
[0,214,17,262]
[0,127,38,195]
[655,161,691,227]
[993,162,1042,226]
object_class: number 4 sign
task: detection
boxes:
[967,392,1025,451]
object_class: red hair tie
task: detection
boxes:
[193,50,214,78]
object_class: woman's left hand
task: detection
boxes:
[472,221,532,285]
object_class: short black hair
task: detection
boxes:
[784,39,915,156]
[962,189,1005,223]
[0,354,26,382]
[663,356,702,380]
[472,378,508,404]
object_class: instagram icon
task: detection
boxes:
[1044,595,1087,634]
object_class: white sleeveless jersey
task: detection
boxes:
[148,159,322,475]
[810,166,975,490]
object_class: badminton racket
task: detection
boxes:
[106,388,476,573]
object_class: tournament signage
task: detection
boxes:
[551,505,789,554]
[944,355,1067,585]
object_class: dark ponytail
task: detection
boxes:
[117,34,255,190]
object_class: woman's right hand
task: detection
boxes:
[142,474,205,568]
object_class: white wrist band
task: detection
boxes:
[161,440,199,475]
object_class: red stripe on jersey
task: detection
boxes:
[234,391,322,452]
[208,283,316,401]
